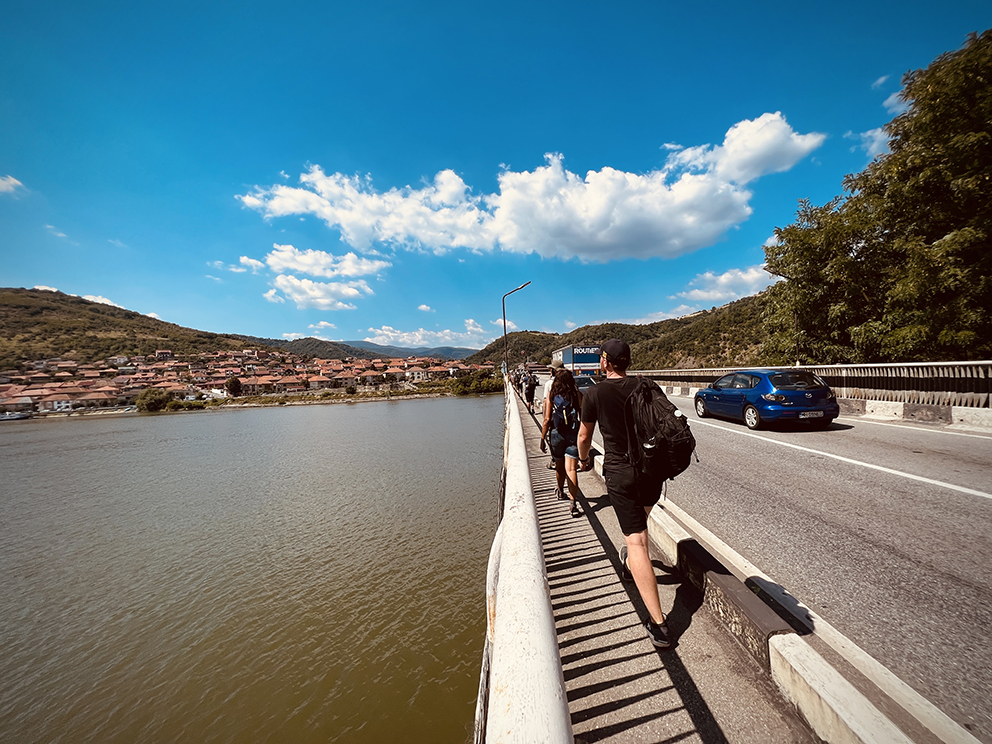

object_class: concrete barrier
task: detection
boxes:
[476,383,572,744]
[647,503,982,744]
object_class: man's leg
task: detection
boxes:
[624,527,665,625]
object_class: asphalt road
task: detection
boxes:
[661,400,992,743]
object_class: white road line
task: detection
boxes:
[690,418,992,500]
[837,415,992,439]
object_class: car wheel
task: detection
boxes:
[694,398,707,418]
[744,405,761,430]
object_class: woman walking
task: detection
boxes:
[540,369,584,516]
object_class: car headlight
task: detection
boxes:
[761,393,786,402]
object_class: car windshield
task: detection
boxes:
[769,372,827,390]
[574,376,596,388]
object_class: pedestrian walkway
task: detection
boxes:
[515,394,817,744]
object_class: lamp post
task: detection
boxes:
[502,281,531,375]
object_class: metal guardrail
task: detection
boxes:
[637,361,992,409]
[474,380,572,744]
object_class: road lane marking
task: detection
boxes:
[689,419,992,501]
[837,415,992,439]
[657,500,983,744]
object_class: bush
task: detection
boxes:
[136,387,172,412]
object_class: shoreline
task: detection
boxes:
[19,388,504,421]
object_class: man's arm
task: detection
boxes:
[577,421,595,471]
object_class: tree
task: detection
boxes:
[765,30,992,362]
[225,375,243,397]
[136,387,171,412]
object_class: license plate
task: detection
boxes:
[799,411,823,418]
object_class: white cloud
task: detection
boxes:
[282,332,306,340]
[263,289,285,303]
[270,274,371,310]
[365,319,491,349]
[34,285,58,292]
[666,112,825,184]
[240,256,265,273]
[564,320,577,330]
[846,127,889,158]
[631,304,700,324]
[883,91,909,115]
[0,175,23,194]
[108,239,128,248]
[205,275,222,282]
[763,233,779,248]
[309,321,337,330]
[418,304,433,312]
[82,294,125,308]
[209,260,246,274]
[871,75,889,90]
[264,243,391,278]
[491,318,518,332]
[237,113,824,263]
[672,265,779,303]
[45,224,68,239]
[146,312,160,319]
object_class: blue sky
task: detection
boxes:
[2,2,989,350]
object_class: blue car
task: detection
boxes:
[694,369,840,430]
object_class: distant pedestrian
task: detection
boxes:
[543,359,564,469]
[524,373,538,414]
[540,368,584,517]
[577,339,672,648]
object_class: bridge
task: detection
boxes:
[475,365,991,743]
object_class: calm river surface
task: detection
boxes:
[0,395,504,743]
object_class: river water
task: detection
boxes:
[0,395,504,743]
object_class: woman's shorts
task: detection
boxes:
[547,429,579,461]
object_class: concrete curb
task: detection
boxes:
[646,505,981,744]
[646,508,913,744]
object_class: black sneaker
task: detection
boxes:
[618,546,633,582]
[570,501,581,517]
[555,487,567,501]
[645,620,672,649]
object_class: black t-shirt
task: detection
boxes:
[580,375,640,470]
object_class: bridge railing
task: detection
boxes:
[636,361,992,408]
[474,379,572,744]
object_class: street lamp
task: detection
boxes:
[502,281,531,374]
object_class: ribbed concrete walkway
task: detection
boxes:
[514,395,816,744]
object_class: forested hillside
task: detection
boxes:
[0,289,378,368]
[466,293,772,369]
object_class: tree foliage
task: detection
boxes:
[136,387,172,412]
[765,31,992,362]
[225,376,243,397]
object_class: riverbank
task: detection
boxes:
[24,384,503,420]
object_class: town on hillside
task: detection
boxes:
[0,348,498,415]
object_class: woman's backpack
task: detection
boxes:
[552,394,580,439]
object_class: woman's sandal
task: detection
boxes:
[570,501,581,517]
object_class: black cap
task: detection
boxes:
[600,339,630,367]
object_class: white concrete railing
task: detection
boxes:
[637,361,992,408]
[474,381,572,744]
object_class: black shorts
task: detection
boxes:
[604,463,664,535]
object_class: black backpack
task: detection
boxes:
[624,377,696,481]
[551,394,580,438]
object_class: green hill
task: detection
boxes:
[0,288,376,368]
[466,293,773,370]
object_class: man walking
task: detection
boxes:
[577,339,671,648]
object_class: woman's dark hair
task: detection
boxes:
[549,368,580,408]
